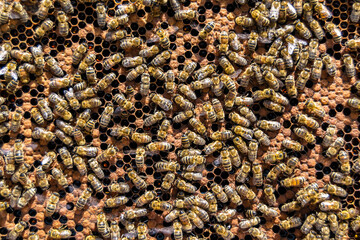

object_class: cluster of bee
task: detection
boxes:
[0,0,359,239]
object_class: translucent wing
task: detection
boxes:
[0,66,8,75]
[11,71,18,81]
[237,33,250,40]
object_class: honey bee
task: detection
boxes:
[326,137,345,158]
[222,185,241,205]
[318,199,341,211]
[342,54,355,78]
[9,185,22,208]
[119,37,143,50]
[305,99,325,118]
[37,0,54,19]
[127,168,147,190]
[78,53,96,73]
[45,55,64,76]
[348,97,360,110]
[108,14,129,30]
[239,216,261,229]
[175,179,197,193]
[335,223,349,240]
[75,187,93,209]
[134,190,156,207]
[280,217,302,230]
[109,221,121,240]
[45,192,60,216]
[96,213,111,238]
[172,221,183,240]
[161,172,175,190]
[84,119,96,133]
[249,227,267,240]
[351,1,360,22]
[331,171,354,186]
[104,196,129,208]
[321,125,336,149]
[15,186,35,208]
[72,155,86,176]
[321,53,336,77]
[305,39,318,61]
[293,127,316,144]
[87,173,103,193]
[237,184,257,201]
[214,224,234,239]
[235,16,255,27]
[10,49,32,63]
[281,201,302,212]
[56,11,69,37]
[251,9,270,26]
[194,64,216,80]
[301,214,316,234]
[266,163,286,182]
[325,183,347,197]
[108,182,130,194]
[148,93,172,111]
[35,19,56,38]
[123,208,148,220]
[32,127,56,143]
[198,20,215,39]
[216,208,236,222]
[7,221,27,240]
[150,200,173,211]
[87,158,104,179]
[258,203,279,218]
[63,88,80,111]
[284,156,299,175]
[351,216,360,232]
[281,176,306,187]
[324,22,341,43]
[293,20,312,39]
[219,57,235,75]
[94,3,107,28]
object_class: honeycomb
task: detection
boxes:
[0,0,360,239]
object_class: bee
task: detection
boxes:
[269,0,281,21]
[144,111,166,127]
[239,217,261,229]
[127,65,146,82]
[204,140,223,155]
[335,223,349,240]
[280,217,302,230]
[45,192,60,216]
[150,93,173,111]
[95,3,106,28]
[16,186,36,208]
[178,61,196,83]
[146,141,172,152]
[325,183,347,197]
[232,125,253,140]
[114,93,134,112]
[296,48,310,71]
[284,156,299,175]
[105,30,127,43]
[87,158,104,179]
[46,56,65,77]
[326,137,345,158]
[199,21,215,39]
[234,161,250,183]
[226,51,247,67]
[210,183,228,203]
[127,168,147,190]
[284,75,297,98]
[96,213,111,238]
[351,216,360,232]
[256,120,281,131]
[131,132,151,143]
[266,163,286,182]
[108,221,121,240]
[306,39,319,62]
[73,155,87,176]
[50,168,68,189]
[120,37,144,50]
[161,172,175,190]
[264,100,285,112]
[233,136,248,154]
[135,190,156,207]
[223,185,242,205]
[194,64,216,80]
[249,227,267,240]
[103,53,123,70]
[281,201,302,212]
[7,221,27,240]
[104,196,129,208]
[37,0,54,20]
[294,20,312,39]
[348,97,360,110]
[10,49,32,63]
[109,182,130,194]
[321,53,336,77]
[108,14,129,30]
[300,214,316,234]
[293,127,316,144]
[295,114,319,129]
[318,199,342,212]
[8,109,23,133]
[305,99,325,118]
[280,48,293,69]
[138,72,151,95]
[75,109,91,129]
[98,103,114,128]
[54,104,72,121]
[123,208,148,220]
[157,119,171,140]
[139,45,160,59]
[87,174,103,193]
[174,9,197,20]
[307,19,324,40]
[250,9,270,26]
[173,221,183,240]
[263,70,279,90]
[351,2,360,22]
[252,88,275,102]
[150,200,173,211]
[211,130,234,141]
[35,18,54,39]
[257,203,279,219]
[235,16,255,27]
[78,54,96,73]
[40,151,56,171]
[216,209,236,222]
[9,185,22,208]
[55,11,69,37]
[310,57,323,81]
[218,31,229,54]
[281,176,306,187]
[63,88,80,110]
[342,54,355,78]
[122,56,145,68]
[214,224,234,239]
[338,150,350,174]
[219,57,235,75]
[150,50,171,67]
[175,179,197,193]
[331,171,354,186]
[72,43,88,66]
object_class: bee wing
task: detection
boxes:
[296,38,308,46]
[0,66,8,75]
[0,48,7,61]
[237,33,250,40]
[334,28,342,37]
[287,43,296,54]
[213,156,222,166]
[258,36,273,44]
[10,71,19,81]
[9,12,21,20]
[231,69,242,78]
[146,35,160,44]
